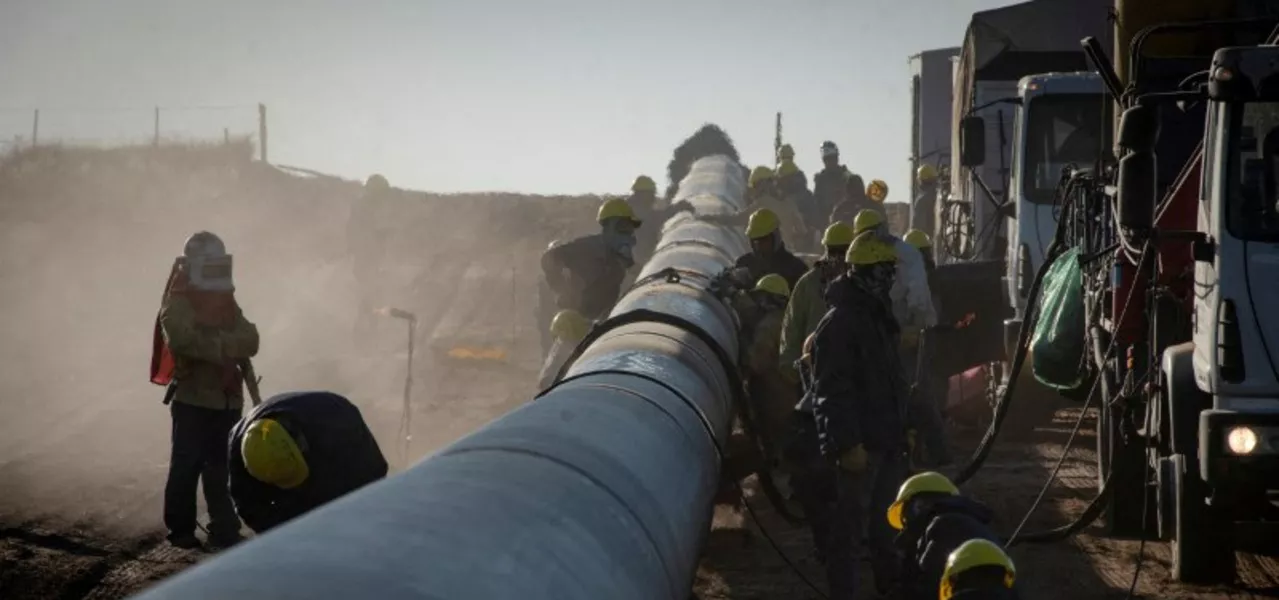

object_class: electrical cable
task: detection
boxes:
[736,479,830,600]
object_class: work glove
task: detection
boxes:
[730,267,754,287]
[837,445,868,474]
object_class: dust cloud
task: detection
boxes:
[0,143,592,537]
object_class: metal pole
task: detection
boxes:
[31,109,38,147]
[132,155,749,600]
[154,106,160,147]
[258,103,268,163]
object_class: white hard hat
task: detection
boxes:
[181,231,234,292]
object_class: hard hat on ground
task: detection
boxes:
[820,141,839,158]
[631,175,657,194]
[549,309,590,342]
[917,163,939,183]
[779,144,795,160]
[940,539,1017,600]
[822,222,855,247]
[749,166,775,188]
[904,228,932,250]
[241,418,309,489]
[365,174,389,192]
[598,197,642,227]
[776,160,800,178]
[754,273,790,298]
[853,209,885,235]
[745,208,780,239]
[867,179,889,203]
[181,231,234,292]
[887,471,959,530]
[846,232,897,266]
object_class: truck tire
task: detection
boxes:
[1170,453,1236,584]
[1098,400,1150,536]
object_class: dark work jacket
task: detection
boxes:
[812,165,848,221]
[541,234,629,320]
[897,495,999,600]
[952,587,1021,600]
[810,274,908,457]
[228,391,388,533]
[734,245,810,291]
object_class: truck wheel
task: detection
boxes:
[1170,453,1236,583]
[1098,400,1149,536]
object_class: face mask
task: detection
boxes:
[604,227,637,267]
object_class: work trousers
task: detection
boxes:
[826,450,909,599]
[163,401,242,540]
[902,336,951,466]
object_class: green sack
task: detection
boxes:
[1031,248,1086,390]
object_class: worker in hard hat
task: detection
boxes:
[808,233,912,598]
[155,231,260,550]
[731,208,809,292]
[228,391,388,534]
[536,198,641,355]
[854,208,936,334]
[537,309,592,390]
[887,472,998,600]
[867,178,890,203]
[778,221,854,385]
[901,229,951,468]
[812,141,850,229]
[746,166,808,248]
[349,174,394,345]
[628,175,661,265]
[775,144,820,247]
[939,539,1020,600]
[829,173,876,227]
[913,163,941,245]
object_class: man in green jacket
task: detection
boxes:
[157,231,261,550]
[778,221,855,385]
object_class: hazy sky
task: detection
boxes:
[0,0,1015,196]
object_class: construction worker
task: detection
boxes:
[349,174,393,344]
[887,472,998,600]
[733,208,809,290]
[778,221,854,385]
[228,391,388,534]
[536,198,641,355]
[746,166,807,248]
[775,144,819,245]
[828,173,872,226]
[730,274,796,486]
[628,175,661,265]
[939,539,1020,600]
[812,141,849,227]
[854,209,936,334]
[809,233,911,598]
[537,309,592,390]
[902,229,951,467]
[912,164,941,246]
[156,231,259,549]
[867,178,890,203]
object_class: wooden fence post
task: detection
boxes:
[258,103,268,163]
[31,109,39,147]
[153,106,160,146]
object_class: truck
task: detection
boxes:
[1043,0,1279,583]
[908,47,959,236]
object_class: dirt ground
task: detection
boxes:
[1,146,1277,599]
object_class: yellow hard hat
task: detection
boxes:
[904,228,932,250]
[846,232,897,266]
[241,418,309,490]
[745,208,780,239]
[632,175,657,194]
[749,166,775,188]
[822,221,855,247]
[598,197,642,226]
[365,174,389,193]
[754,273,790,298]
[853,209,885,234]
[867,179,889,203]
[779,144,795,160]
[940,539,1016,600]
[549,309,590,342]
[917,164,939,183]
[776,160,800,178]
[887,471,959,530]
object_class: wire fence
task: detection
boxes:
[0,103,270,162]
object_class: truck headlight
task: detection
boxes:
[1227,426,1259,455]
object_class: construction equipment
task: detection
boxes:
[133,154,749,600]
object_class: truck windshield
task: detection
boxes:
[1021,94,1107,204]
[1226,102,1279,242]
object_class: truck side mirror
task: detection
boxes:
[1117,105,1158,153]
[960,116,986,168]
[1117,151,1156,230]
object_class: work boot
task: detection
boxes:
[166,532,203,550]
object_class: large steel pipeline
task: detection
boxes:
[133,155,750,600]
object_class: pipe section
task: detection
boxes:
[132,155,749,600]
